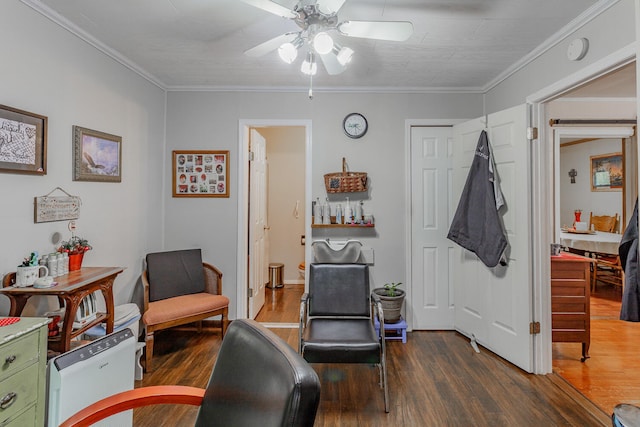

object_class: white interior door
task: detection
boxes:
[410,126,455,329]
[248,128,268,318]
[452,104,533,372]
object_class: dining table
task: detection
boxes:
[559,230,622,255]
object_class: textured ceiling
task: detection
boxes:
[25,0,606,91]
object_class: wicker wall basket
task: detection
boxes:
[324,157,368,193]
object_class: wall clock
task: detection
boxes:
[343,113,368,139]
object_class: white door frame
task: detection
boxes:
[527,42,636,373]
[404,119,465,331]
[236,119,313,319]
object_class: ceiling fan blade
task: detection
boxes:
[240,0,298,19]
[244,32,298,57]
[338,21,414,41]
[318,0,347,14]
[319,52,348,75]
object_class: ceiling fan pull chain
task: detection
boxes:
[308,73,313,100]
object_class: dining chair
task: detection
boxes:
[589,212,618,233]
[592,252,624,292]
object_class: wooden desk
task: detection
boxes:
[0,267,124,353]
[550,253,592,362]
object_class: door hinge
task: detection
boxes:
[248,288,253,298]
[529,321,541,335]
[526,126,538,140]
[248,151,255,161]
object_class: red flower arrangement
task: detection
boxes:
[58,236,92,255]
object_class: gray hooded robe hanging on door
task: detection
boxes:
[447,130,508,268]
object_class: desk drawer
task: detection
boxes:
[0,333,38,382]
[0,366,38,424]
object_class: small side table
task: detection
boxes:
[375,317,407,343]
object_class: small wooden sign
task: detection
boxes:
[34,188,81,223]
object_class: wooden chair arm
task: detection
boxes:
[141,270,151,313]
[2,272,16,288]
[203,262,223,295]
[59,385,205,427]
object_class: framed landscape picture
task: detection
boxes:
[591,152,622,192]
[172,150,229,197]
[73,126,122,182]
[0,104,47,175]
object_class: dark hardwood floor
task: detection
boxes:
[553,283,640,415]
[133,286,612,426]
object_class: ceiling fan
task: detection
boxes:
[241,0,414,76]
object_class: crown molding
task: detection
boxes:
[20,0,168,90]
[164,84,485,94]
[20,0,621,96]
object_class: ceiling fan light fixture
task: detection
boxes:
[313,32,333,55]
[336,46,354,66]
[278,42,298,64]
[301,52,317,75]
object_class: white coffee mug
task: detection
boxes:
[15,265,49,287]
[575,221,588,231]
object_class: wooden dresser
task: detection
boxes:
[551,253,593,362]
[0,317,50,426]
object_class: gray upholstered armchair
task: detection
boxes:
[141,249,229,371]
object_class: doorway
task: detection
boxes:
[538,62,638,413]
[236,120,312,324]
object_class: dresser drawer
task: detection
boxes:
[0,333,39,382]
[0,365,39,423]
[0,404,36,427]
[0,365,38,424]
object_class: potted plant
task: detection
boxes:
[58,236,92,271]
[373,282,405,323]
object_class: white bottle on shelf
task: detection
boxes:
[344,197,352,224]
[335,204,343,224]
[354,200,362,224]
[314,197,321,224]
[322,198,331,224]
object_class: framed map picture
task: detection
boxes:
[172,150,229,197]
[0,104,47,175]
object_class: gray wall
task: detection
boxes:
[0,1,166,314]
[165,91,482,318]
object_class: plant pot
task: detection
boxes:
[69,252,84,271]
[373,288,405,323]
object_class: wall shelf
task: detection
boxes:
[312,223,374,229]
